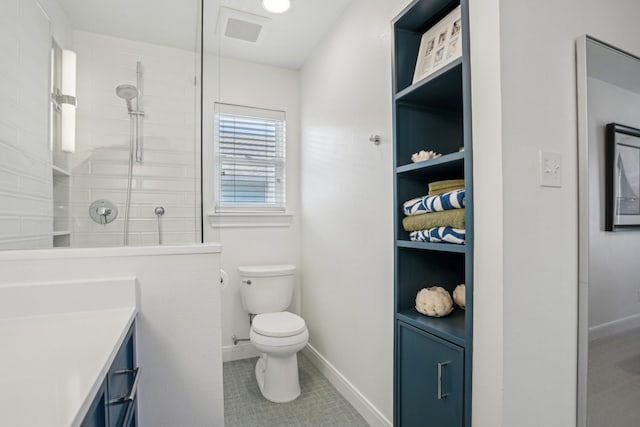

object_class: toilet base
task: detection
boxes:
[255,352,301,403]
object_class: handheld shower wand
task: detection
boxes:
[115,84,138,112]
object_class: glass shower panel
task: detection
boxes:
[0,0,204,249]
[65,1,202,247]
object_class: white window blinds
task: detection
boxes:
[214,103,286,212]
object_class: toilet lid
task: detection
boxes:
[252,312,306,337]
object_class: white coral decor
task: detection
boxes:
[453,284,465,309]
[411,150,441,163]
[415,286,453,317]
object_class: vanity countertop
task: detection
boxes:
[0,277,138,427]
[0,307,137,427]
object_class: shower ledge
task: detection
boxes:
[0,243,222,261]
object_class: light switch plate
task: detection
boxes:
[540,151,562,187]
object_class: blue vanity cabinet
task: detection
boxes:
[107,324,138,427]
[122,401,137,427]
[81,322,138,427]
[81,383,108,427]
[392,0,473,425]
[396,321,464,427]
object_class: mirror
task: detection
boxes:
[577,36,640,426]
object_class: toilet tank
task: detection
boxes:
[238,264,296,314]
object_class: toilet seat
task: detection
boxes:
[252,312,306,337]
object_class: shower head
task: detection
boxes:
[115,84,138,112]
[116,84,138,100]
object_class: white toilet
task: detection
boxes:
[238,264,309,403]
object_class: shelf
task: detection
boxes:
[396,151,464,177]
[393,0,472,425]
[52,165,71,177]
[395,59,462,110]
[53,233,70,248]
[396,308,466,347]
[394,0,460,33]
[397,240,467,253]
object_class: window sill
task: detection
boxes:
[207,211,293,228]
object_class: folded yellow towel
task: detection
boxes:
[402,208,466,232]
[429,179,464,191]
[428,179,465,196]
[429,185,464,196]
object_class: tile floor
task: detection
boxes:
[588,327,640,426]
[224,353,370,427]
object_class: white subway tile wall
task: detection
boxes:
[0,0,53,249]
[69,31,201,247]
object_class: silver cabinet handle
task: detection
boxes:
[242,279,252,285]
[437,361,450,400]
[109,367,142,405]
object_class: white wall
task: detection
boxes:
[0,247,224,427]
[467,0,504,424]
[201,55,302,358]
[587,77,640,335]
[36,0,74,48]
[468,0,640,426]
[70,31,200,247]
[299,0,409,424]
[0,0,56,249]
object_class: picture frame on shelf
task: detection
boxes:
[412,5,462,84]
[605,123,640,231]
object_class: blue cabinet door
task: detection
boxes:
[123,401,137,427]
[81,322,138,427]
[107,325,136,427]
[396,321,464,427]
[81,382,107,427]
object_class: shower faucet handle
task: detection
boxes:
[89,199,118,225]
[97,206,112,217]
[96,206,112,225]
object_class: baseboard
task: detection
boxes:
[222,342,259,362]
[302,344,392,427]
[589,312,640,341]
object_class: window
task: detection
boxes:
[214,103,286,212]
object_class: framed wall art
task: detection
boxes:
[412,5,462,84]
[605,123,640,230]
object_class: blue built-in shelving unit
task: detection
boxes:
[392,0,473,426]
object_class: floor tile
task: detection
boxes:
[588,327,640,426]
[224,353,370,427]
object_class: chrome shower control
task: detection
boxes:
[97,206,112,217]
[89,199,118,225]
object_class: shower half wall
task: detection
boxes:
[63,31,201,247]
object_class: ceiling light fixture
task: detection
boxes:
[262,0,290,14]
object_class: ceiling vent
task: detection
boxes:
[225,18,262,43]
[218,7,270,44]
